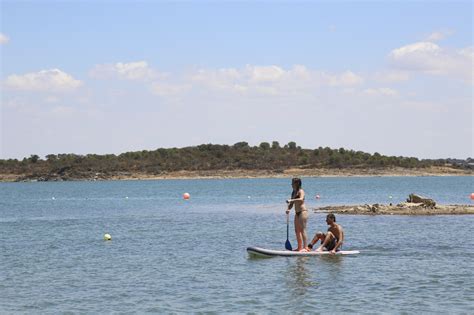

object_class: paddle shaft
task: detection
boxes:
[285,212,292,250]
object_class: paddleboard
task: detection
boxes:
[247,246,360,258]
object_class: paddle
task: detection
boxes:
[285,212,292,250]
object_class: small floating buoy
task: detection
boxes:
[104,233,112,241]
[389,195,393,199]
[470,193,474,200]
[315,194,320,200]
[183,193,190,200]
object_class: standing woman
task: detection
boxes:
[286,177,309,252]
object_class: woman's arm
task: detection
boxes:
[286,189,305,203]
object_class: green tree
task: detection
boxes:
[259,142,270,150]
[29,155,40,163]
[233,141,249,149]
[288,142,297,150]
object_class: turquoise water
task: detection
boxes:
[1,176,473,313]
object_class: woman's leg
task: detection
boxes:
[294,214,303,250]
[300,211,308,249]
[294,212,308,251]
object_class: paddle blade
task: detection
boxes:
[285,239,292,251]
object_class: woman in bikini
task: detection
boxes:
[285,177,309,252]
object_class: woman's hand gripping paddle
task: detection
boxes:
[285,212,292,250]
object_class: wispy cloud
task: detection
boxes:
[372,70,411,83]
[425,30,453,42]
[150,82,190,96]
[363,87,399,96]
[326,70,364,87]
[90,61,159,81]
[0,32,9,44]
[4,69,82,92]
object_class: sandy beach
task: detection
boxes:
[1,166,471,182]
[103,166,473,180]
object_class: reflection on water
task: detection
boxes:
[320,255,344,278]
[285,254,346,299]
[285,257,317,296]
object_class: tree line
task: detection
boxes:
[0,141,471,180]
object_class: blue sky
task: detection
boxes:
[1,1,473,159]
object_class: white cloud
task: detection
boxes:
[425,30,453,42]
[458,46,474,59]
[363,88,399,96]
[90,61,157,81]
[150,82,189,96]
[372,70,411,83]
[4,69,82,92]
[326,71,364,86]
[51,105,77,116]
[390,42,440,59]
[288,64,312,80]
[247,65,285,82]
[0,33,9,44]
[389,42,473,83]
[188,65,363,95]
[44,96,60,103]
[190,68,242,91]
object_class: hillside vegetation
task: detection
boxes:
[0,142,472,181]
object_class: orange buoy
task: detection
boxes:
[183,192,190,200]
[471,193,474,200]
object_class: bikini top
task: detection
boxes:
[292,189,305,201]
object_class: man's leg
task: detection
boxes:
[316,231,334,251]
[308,232,325,249]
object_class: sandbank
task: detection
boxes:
[314,203,474,215]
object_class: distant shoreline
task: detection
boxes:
[0,166,472,182]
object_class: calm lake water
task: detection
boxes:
[1,176,473,313]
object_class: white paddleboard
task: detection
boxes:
[247,246,360,258]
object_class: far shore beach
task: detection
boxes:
[1,166,471,182]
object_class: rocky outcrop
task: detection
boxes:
[406,193,436,208]
[314,203,474,215]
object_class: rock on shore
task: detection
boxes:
[314,203,474,215]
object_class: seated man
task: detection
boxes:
[307,213,344,254]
